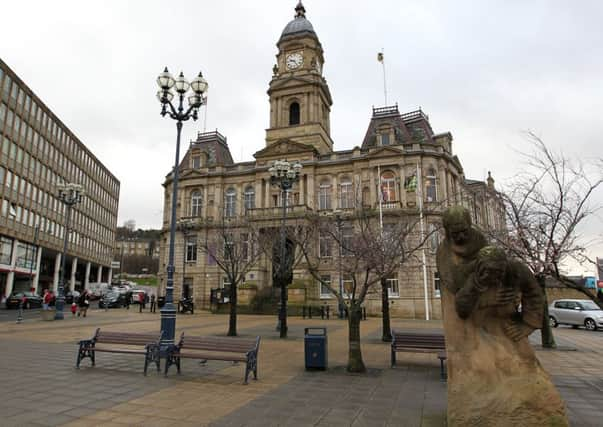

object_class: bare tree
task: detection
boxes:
[197,215,264,336]
[297,209,430,373]
[488,132,603,347]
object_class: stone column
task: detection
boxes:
[53,253,61,293]
[97,265,103,283]
[331,175,338,211]
[107,268,113,285]
[255,179,263,209]
[299,174,305,206]
[306,173,314,209]
[32,245,43,293]
[4,239,19,297]
[369,168,377,208]
[399,164,407,206]
[84,261,91,289]
[70,257,77,292]
[439,165,448,203]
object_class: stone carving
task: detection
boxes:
[436,206,568,427]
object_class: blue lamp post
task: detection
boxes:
[156,68,208,346]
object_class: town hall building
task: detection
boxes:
[158,2,504,319]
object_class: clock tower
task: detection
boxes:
[265,1,334,154]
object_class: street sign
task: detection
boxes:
[111,261,121,269]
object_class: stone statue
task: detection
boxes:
[436,207,568,427]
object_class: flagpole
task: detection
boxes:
[378,50,387,106]
[378,165,383,231]
[416,162,430,321]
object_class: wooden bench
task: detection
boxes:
[76,328,162,375]
[165,334,260,384]
[391,330,447,380]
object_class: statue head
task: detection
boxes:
[443,206,472,245]
[476,246,507,288]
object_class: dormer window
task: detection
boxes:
[289,102,300,125]
[192,155,201,169]
[377,124,393,146]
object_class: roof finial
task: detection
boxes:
[295,1,306,18]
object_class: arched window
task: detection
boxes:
[318,179,331,210]
[339,176,354,209]
[244,186,255,211]
[190,190,203,216]
[225,188,236,217]
[380,171,397,202]
[426,167,437,202]
[289,102,300,125]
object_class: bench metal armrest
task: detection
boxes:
[78,338,95,348]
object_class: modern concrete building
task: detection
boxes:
[158,2,504,318]
[0,58,120,299]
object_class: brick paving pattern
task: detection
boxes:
[0,308,600,426]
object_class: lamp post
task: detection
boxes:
[55,183,85,320]
[156,67,207,346]
[269,159,302,338]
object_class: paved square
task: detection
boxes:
[0,308,600,426]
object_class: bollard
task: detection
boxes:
[16,301,23,324]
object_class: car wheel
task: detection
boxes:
[549,316,558,328]
[585,319,597,331]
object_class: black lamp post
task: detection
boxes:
[55,183,85,320]
[156,67,207,346]
[269,159,302,338]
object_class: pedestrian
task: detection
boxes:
[78,290,90,317]
[43,289,51,310]
[150,294,156,313]
[71,302,77,317]
[49,291,56,307]
[16,293,27,323]
[125,290,131,310]
[138,292,144,313]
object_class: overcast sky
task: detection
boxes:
[1,0,602,275]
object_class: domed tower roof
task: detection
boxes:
[279,1,316,42]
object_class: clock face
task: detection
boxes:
[286,53,303,70]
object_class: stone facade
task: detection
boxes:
[158,3,504,319]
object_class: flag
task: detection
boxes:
[404,174,417,191]
[377,52,384,62]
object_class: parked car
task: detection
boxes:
[549,299,603,331]
[98,290,126,308]
[5,292,43,309]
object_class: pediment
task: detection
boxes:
[365,146,404,159]
[269,76,316,91]
[254,139,318,159]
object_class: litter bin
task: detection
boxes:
[157,296,166,309]
[304,327,327,370]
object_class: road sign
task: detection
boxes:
[111,261,121,269]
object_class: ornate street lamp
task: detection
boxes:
[269,159,302,338]
[55,183,85,320]
[156,67,207,346]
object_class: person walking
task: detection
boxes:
[71,302,77,317]
[43,289,51,310]
[125,290,131,310]
[78,290,90,317]
[138,292,144,313]
[149,294,156,313]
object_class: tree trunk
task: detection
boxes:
[227,283,237,336]
[279,282,288,338]
[347,303,366,373]
[381,278,392,342]
[537,275,556,349]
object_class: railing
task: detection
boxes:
[400,109,429,122]
[246,204,312,218]
[372,104,399,117]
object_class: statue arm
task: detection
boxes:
[515,262,544,330]
[455,273,483,319]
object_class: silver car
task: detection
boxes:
[549,299,603,331]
